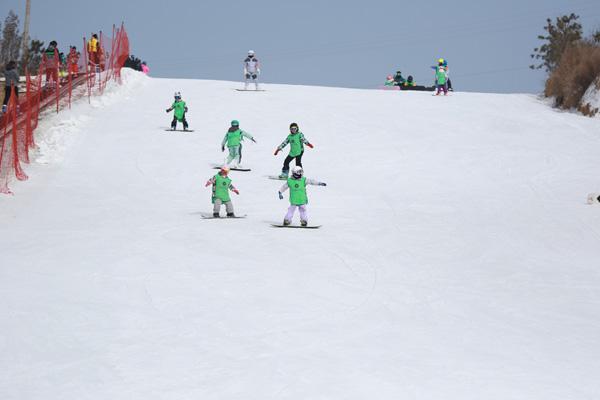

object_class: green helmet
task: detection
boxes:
[231,120,240,127]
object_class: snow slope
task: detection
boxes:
[2,70,600,399]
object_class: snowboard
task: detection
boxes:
[271,223,321,229]
[211,164,252,172]
[587,193,600,204]
[235,89,266,92]
[201,212,247,219]
[164,128,195,132]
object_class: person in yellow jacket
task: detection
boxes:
[87,33,99,68]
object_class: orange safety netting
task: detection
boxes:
[0,23,130,194]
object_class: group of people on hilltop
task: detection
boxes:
[384,70,417,88]
[383,57,453,93]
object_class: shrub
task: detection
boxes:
[544,41,600,111]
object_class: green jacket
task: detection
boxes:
[171,100,187,120]
[436,68,447,85]
[278,132,310,157]
[287,176,308,205]
[222,128,254,148]
[212,174,233,202]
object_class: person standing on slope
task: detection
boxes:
[205,166,240,217]
[274,122,313,178]
[166,91,189,131]
[243,50,261,90]
[221,120,256,168]
[435,66,448,96]
[278,166,326,226]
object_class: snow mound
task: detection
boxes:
[580,75,600,116]
[34,68,148,164]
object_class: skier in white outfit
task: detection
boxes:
[243,50,261,90]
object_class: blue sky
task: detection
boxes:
[1,0,599,93]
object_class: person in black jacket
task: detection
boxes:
[393,70,405,86]
[2,60,19,113]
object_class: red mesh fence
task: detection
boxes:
[0,23,130,194]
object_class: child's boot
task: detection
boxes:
[283,219,291,226]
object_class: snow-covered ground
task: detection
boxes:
[2,69,600,399]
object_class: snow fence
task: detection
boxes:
[0,23,130,194]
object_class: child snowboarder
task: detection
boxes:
[243,50,260,90]
[166,91,189,130]
[205,166,240,217]
[277,166,326,226]
[221,120,256,168]
[435,66,448,95]
[274,122,313,178]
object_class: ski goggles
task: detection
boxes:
[290,126,298,132]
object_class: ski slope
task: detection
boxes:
[1,69,600,399]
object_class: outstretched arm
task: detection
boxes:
[205,177,216,187]
[221,133,228,149]
[274,137,289,155]
[278,182,289,199]
[242,130,256,143]
[301,133,313,148]
[306,178,326,186]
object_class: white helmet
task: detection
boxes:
[292,166,303,178]
[174,91,181,99]
[248,50,255,56]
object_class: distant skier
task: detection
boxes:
[393,70,405,86]
[67,46,80,77]
[274,122,313,178]
[384,75,395,86]
[2,60,19,113]
[243,50,261,90]
[221,120,256,168]
[403,75,416,87]
[205,166,240,217]
[435,66,448,96]
[165,91,189,131]
[432,58,452,91]
[278,166,326,226]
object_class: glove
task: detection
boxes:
[307,143,314,149]
[165,108,169,113]
[319,182,327,186]
[278,191,283,200]
[274,148,280,156]
[184,107,188,112]
[221,145,225,152]
[233,189,240,195]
